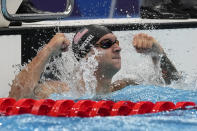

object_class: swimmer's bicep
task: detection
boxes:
[34,80,69,99]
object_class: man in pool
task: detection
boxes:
[9,24,180,100]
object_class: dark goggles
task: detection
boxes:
[95,39,119,49]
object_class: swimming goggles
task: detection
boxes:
[95,39,119,49]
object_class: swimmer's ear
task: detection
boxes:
[85,50,94,59]
[83,50,92,61]
[89,48,96,55]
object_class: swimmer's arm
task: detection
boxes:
[132,33,180,85]
[9,45,55,100]
[148,40,180,84]
[110,79,139,92]
[33,80,69,99]
[152,53,180,84]
[9,33,70,100]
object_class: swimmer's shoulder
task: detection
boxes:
[34,80,69,99]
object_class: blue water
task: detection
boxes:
[1,85,197,131]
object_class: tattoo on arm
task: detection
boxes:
[160,54,180,84]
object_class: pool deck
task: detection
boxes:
[21,18,197,28]
[0,18,195,35]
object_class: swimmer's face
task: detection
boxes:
[92,33,122,74]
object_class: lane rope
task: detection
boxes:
[0,98,196,117]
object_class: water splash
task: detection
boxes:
[42,44,82,99]
[79,47,104,98]
[13,29,197,100]
[170,72,197,91]
[44,46,104,99]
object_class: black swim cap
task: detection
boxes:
[72,24,112,61]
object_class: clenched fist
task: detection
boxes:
[47,33,70,55]
[132,33,164,55]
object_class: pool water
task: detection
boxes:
[1,85,197,131]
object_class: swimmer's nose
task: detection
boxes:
[113,44,121,53]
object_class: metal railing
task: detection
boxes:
[1,0,74,22]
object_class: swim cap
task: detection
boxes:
[72,24,112,61]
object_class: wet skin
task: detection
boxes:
[87,33,122,78]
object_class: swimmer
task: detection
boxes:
[9,24,180,100]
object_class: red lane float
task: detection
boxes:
[129,101,154,115]
[90,100,114,117]
[111,101,135,116]
[8,98,36,115]
[0,98,196,117]
[0,98,16,115]
[152,101,175,113]
[70,100,96,117]
[49,100,75,117]
[175,102,196,109]
[31,99,55,115]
